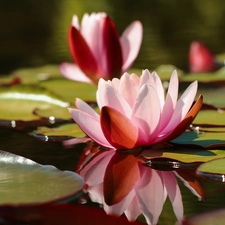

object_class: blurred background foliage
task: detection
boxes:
[1,0,225,73]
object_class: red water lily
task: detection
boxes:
[60,12,143,84]
[189,41,222,73]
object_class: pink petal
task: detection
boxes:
[159,95,203,143]
[132,84,161,143]
[103,152,141,205]
[139,70,165,108]
[158,70,178,132]
[101,16,123,78]
[88,184,104,204]
[59,63,93,83]
[68,26,99,83]
[69,108,112,148]
[117,73,139,107]
[97,79,132,118]
[162,171,184,221]
[82,151,115,186]
[100,106,140,149]
[160,80,198,135]
[72,15,80,29]
[104,190,136,217]
[80,13,104,67]
[135,168,166,225]
[120,21,143,72]
[124,196,142,222]
[75,98,99,119]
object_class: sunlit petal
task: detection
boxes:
[97,79,132,117]
[75,98,99,119]
[69,108,112,148]
[132,84,161,142]
[59,63,93,83]
[120,21,143,72]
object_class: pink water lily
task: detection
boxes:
[70,70,203,224]
[60,12,143,84]
[69,70,203,150]
[77,143,184,225]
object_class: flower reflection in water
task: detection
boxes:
[77,142,183,225]
[69,70,203,224]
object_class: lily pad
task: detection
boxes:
[196,158,225,182]
[0,84,70,123]
[32,123,85,141]
[0,150,84,205]
[0,65,62,85]
[193,109,225,126]
[39,78,97,103]
[141,131,225,166]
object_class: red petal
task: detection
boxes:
[176,169,205,200]
[68,26,99,83]
[189,41,216,73]
[102,16,123,78]
[101,106,139,149]
[104,151,141,205]
[162,95,203,142]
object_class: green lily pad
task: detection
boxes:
[0,65,62,85]
[196,158,225,182]
[32,123,85,141]
[34,107,72,121]
[182,69,225,83]
[0,150,84,204]
[194,109,225,125]
[39,78,97,103]
[142,131,225,165]
[0,84,70,121]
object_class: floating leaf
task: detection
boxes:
[0,150,84,205]
[0,65,62,85]
[0,84,70,127]
[141,131,225,166]
[32,123,85,142]
[39,78,97,103]
[196,158,225,182]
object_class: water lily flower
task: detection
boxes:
[189,41,223,73]
[60,12,143,84]
[69,70,203,150]
[70,70,203,224]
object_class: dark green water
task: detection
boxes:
[1,0,225,73]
